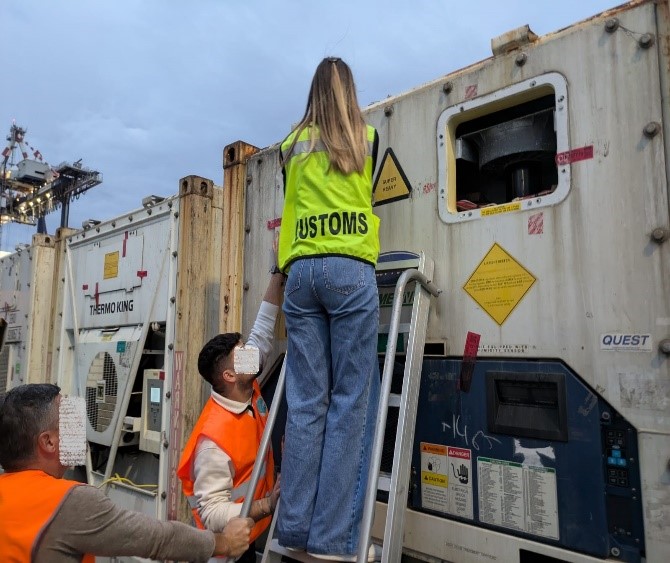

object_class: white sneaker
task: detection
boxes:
[307,544,380,562]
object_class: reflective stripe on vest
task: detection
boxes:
[186,495,199,510]
[290,138,375,159]
[230,461,267,502]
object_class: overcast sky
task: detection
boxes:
[0,0,618,251]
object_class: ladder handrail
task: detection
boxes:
[251,267,439,563]
[230,356,287,562]
[358,269,440,563]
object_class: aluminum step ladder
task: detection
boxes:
[240,252,440,563]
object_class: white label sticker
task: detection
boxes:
[477,457,559,540]
[600,334,652,352]
[420,443,448,512]
[420,443,473,519]
[150,387,161,404]
[447,447,473,519]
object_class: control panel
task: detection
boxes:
[140,369,164,454]
[601,411,644,550]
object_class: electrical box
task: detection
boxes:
[140,369,164,454]
[16,159,51,183]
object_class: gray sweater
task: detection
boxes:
[35,485,215,562]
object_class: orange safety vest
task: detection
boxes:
[0,469,94,562]
[177,380,275,544]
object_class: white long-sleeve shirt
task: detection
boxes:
[192,301,278,532]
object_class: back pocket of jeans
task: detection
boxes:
[323,257,365,295]
[284,260,304,296]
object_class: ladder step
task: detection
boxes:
[378,322,411,335]
[265,539,382,562]
[377,471,392,492]
[388,393,400,408]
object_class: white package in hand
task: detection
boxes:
[59,396,87,467]
[234,345,260,374]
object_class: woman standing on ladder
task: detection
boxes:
[276,57,381,562]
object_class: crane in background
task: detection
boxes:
[0,122,102,250]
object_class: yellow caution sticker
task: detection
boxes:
[421,471,448,487]
[480,202,521,217]
[373,148,412,206]
[104,251,120,280]
[463,243,536,325]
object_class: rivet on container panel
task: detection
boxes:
[515,53,527,67]
[659,339,670,355]
[638,33,654,49]
[442,82,453,95]
[643,122,661,138]
[384,106,394,117]
[604,18,619,33]
[650,227,669,243]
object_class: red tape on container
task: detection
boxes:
[459,331,481,393]
[555,145,593,166]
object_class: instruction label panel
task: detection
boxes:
[477,457,559,540]
[463,243,536,325]
[421,443,473,519]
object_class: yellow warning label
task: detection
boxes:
[463,243,536,326]
[421,472,448,487]
[373,148,412,205]
[104,251,119,280]
[480,202,521,217]
[421,443,448,455]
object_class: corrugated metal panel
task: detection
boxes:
[0,345,9,393]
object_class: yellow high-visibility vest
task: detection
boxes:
[278,124,380,271]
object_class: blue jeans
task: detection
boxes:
[276,257,381,554]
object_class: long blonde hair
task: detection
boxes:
[284,57,368,175]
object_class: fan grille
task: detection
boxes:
[85,351,118,433]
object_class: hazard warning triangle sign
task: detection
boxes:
[373,148,412,206]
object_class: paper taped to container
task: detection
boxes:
[59,396,87,467]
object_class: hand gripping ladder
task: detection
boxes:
[240,252,440,563]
